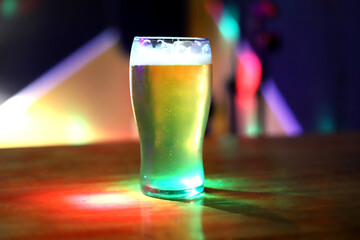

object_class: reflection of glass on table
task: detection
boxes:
[130,37,212,199]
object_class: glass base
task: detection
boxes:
[141,184,204,200]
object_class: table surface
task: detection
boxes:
[1,134,360,239]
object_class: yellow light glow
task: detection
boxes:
[67,115,93,145]
[0,29,137,149]
[186,65,209,152]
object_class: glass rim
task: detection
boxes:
[134,36,209,41]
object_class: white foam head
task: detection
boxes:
[130,37,212,66]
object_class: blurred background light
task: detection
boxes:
[206,0,241,43]
[218,9,240,42]
[261,79,303,137]
[1,0,17,18]
[0,29,136,148]
[67,115,93,145]
[235,43,262,105]
[235,43,262,137]
[316,107,335,134]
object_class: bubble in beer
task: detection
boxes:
[202,44,211,55]
[140,39,152,47]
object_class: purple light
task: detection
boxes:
[261,79,303,136]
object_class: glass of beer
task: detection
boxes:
[130,37,212,199]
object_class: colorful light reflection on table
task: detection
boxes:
[1,136,359,239]
[69,193,135,210]
[7,180,205,239]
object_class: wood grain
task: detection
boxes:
[0,134,359,239]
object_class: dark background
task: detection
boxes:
[264,0,360,132]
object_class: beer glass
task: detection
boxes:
[130,37,212,199]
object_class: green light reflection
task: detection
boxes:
[2,0,17,18]
[205,176,249,191]
[218,9,240,42]
[246,120,261,137]
[67,115,92,145]
[316,107,335,134]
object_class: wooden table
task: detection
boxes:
[1,134,360,239]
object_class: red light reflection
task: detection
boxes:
[4,183,204,239]
[17,187,150,223]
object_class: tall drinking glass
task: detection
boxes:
[130,37,212,199]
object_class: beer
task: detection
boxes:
[130,37,212,199]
